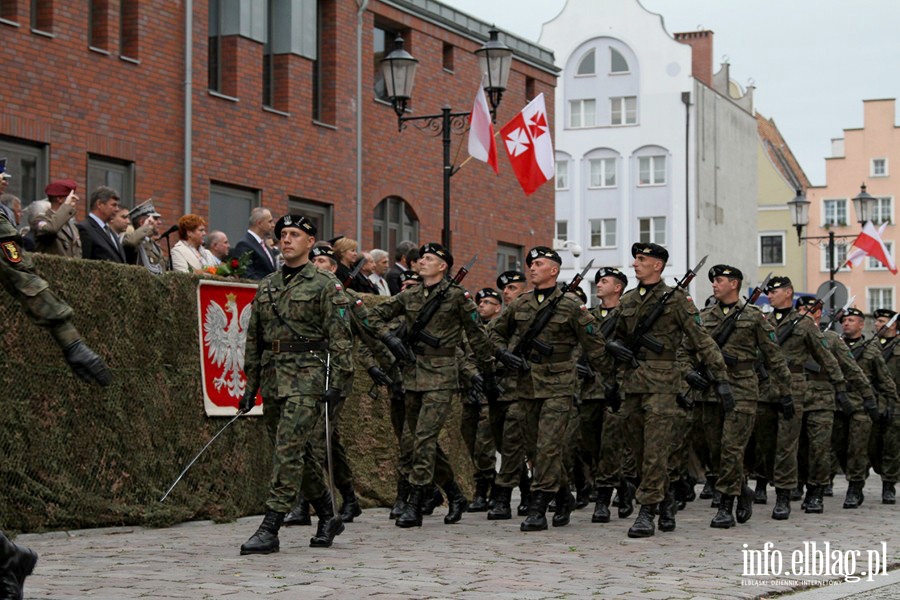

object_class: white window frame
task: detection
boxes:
[610,96,637,126]
[867,286,895,313]
[638,216,666,245]
[555,160,569,190]
[871,157,889,177]
[758,231,786,267]
[820,242,851,273]
[872,196,893,225]
[589,218,616,249]
[588,158,616,188]
[609,47,629,74]
[569,99,597,129]
[638,155,666,186]
[822,198,848,227]
[575,49,595,76]
[554,220,568,246]
[866,241,894,271]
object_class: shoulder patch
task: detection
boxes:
[464,290,471,300]
[335,283,343,291]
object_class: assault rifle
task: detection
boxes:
[341,256,366,288]
[576,308,620,383]
[512,260,593,370]
[882,334,900,362]
[775,287,836,346]
[821,295,855,332]
[848,312,898,360]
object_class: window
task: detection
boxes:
[589,218,616,248]
[823,199,847,227]
[525,76,535,102]
[374,22,401,101]
[209,183,259,248]
[497,243,522,274]
[262,0,275,107]
[759,233,785,266]
[88,0,109,51]
[555,160,568,190]
[208,0,224,92]
[610,47,628,73]
[872,158,888,177]
[638,217,666,244]
[31,0,52,33]
[569,99,596,128]
[442,42,453,72]
[867,242,894,271]
[576,49,595,76]
[312,0,335,123]
[589,158,616,188]
[1,1,18,22]
[868,287,894,313]
[87,155,134,207]
[373,196,418,252]
[638,155,666,185]
[289,197,333,241]
[555,220,568,244]
[823,243,850,272]
[0,136,48,206]
[120,0,139,59]
[611,96,636,125]
[872,197,893,225]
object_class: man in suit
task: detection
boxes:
[385,240,417,295]
[78,186,125,263]
[234,207,276,280]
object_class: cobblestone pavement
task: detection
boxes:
[17,478,899,599]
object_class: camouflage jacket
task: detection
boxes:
[806,330,873,412]
[579,305,619,402]
[491,286,606,400]
[488,313,519,402]
[843,335,898,414]
[766,308,845,402]
[243,261,354,400]
[612,282,727,394]
[878,335,900,420]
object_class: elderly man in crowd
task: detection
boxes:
[235,207,277,280]
[368,249,391,296]
[205,230,231,265]
[31,180,82,258]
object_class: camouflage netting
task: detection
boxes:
[0,256,473,533]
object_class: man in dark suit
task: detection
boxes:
[385,240,417,295]
[234,207,276,280]
[77,186,126,263]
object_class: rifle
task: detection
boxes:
[342,256,366,288]
[614,255,707,368]
[882,334,900,362]
[848,312,899,360]
[512,260,593,369]
[775,287,836,346]
[577,306,619,383]
[404,254,476,352]
[822,295,855,331]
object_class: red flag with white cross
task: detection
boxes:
[500,93,554,195]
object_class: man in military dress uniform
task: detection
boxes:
[874,308,900,504]
[30,180,82,258]
[238,215,354,554]
[123,200,167,274]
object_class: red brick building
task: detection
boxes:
[0,0,557,289]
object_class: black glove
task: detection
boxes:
[604,383,621,412]
[606,339,636,364]
[780,395,795,420]
[576,361,594,382]
[482,371,501,404]
[470,373,485,395]
[367,366,392,387]
[238,388,258,413]
[835,390,853,415]
[497,349,525,371]
[685,370,711,391]
[864,398,880,423]
[382,333,412,363]
[715,381,736,412]
[63,340,112,387]
[676,393,694,411]
[323,387,343,406]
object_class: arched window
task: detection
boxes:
[373,196,419,254]
[610,47,629,73]
[576,49,595,76]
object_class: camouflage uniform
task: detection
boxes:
[875,334,900,501]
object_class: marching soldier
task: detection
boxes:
[874,308,900,504]
[238,215,353,555]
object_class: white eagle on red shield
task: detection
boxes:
[203,292,252,399]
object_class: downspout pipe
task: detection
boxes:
[356,0,369,242]
[184,0,193,214]
[682,90,691,279]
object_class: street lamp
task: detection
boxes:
[381,29,513,250]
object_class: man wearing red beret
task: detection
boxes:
[31,179,82,258]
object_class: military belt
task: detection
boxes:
[529,349,572,364]
[635,350,677,361]
[418,347,455,358]
[265,340,327,353]
[808,372,830,382]
[727,360,757,372]
[788,365,805,374]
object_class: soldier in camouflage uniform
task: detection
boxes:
[760,276,848,520]
[238,215,354,555]
[690,265,792,529]
[837,308,898,508]
[608,243,733,538]
[874,308,900,504]
[369,243,499,528]
[490,246,608,532]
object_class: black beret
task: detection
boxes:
[497,270,526,289]
[275,214,316,238]
[794,295,818,309]
[475,288,501,303]
[766,276,792,293]
[309,245,337,262]
[631,242,668,263]
[708,264,743,282]
[841,307,865,320]
[419,242,453,270]
[526,246,562,267]
[874,308,897,320]
[399,271,422,284]
[595,266,627,286]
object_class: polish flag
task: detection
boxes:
[500,93,554,195]
[467,84,498,173]
[846,221,897,274]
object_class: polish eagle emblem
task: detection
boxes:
[204,293,252,398]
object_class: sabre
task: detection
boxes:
[160,408,248,502]
[323,352,340,517]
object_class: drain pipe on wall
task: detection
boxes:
[355,0,369,242]
[682,90,691,274]
[184,0,193,214]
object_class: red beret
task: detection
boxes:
[44,179,77,197]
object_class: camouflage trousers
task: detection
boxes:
[622,392,683,505]
[495,400,534,489]
[263,395,327,512]
[869,417,900,482]
[667,404,692,485]
[517,395,573,494]
[461,401,497,481]
[563,404,582,487]
[697,401,756,496]
[307,398,354,492]
[405,390,457,487]
[798,409,834,486]
[752,398,805,489]
[578,401,630,488]
[832,411,872,482]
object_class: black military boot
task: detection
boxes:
[823,479,834,497]
[673,478,690,511]
[710,495,736,529]
[240,510,285,555]
[467,478,491,513]
[517,469,532,517]
[843,480,864,509]
[805,485,824,514]
[772,487,791,520]
[883,481,897,505]
[389,478,411,520]
[754,477,768,504]
[592,487,613,523]
[658,488,677,532]
[520,491,552,532]
[791,483,804,502]
[551,485,575,527]
[396,485,424,528]
[309,493,345,548]
[338,486,362,523]
[487,486,513,520]
[62,340,113,387]
[736,484,754,523]
[699,476,716,500]
[443,481,468,524]
[618,477,637,519]
[575,484,591,510]
[284,496,312,526]
[801,485,813,511]
[0,531,38,600]
[627,503,657,538]
[420,484,443,516]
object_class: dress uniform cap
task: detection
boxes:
[630,242,668,263]
[841,307,865,320]
[525,246,562,267]
[309,245,336,261]
[128,199,161,221]
[794,295,817,309]
[496,270,526,289]
[595,266,628,286]
[475,288,501,303]
[0,157,10,180]
[419,242,454,270]
[765,276,792,293]
[44,179,77,197]
[275,214,317,238]
[873,308,897,320]
[708,264,744,282]
[399,271,422,284]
